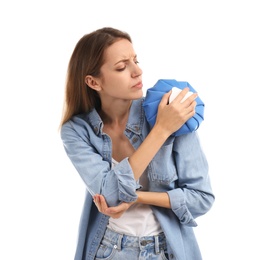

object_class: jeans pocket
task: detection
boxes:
[95,242,117,260]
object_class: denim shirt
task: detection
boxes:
[61,98,215,260]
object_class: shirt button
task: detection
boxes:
[132,137,138,143]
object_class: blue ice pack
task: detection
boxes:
[143,79,204,136]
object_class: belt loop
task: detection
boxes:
[116,234,123,251]
[154,235,160,254]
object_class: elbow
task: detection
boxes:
[198,192,215,216]
[102,188,138,207]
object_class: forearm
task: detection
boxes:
[136,191,171,209]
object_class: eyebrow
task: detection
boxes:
[114,55,137,65]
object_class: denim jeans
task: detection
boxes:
[95,228,169,260]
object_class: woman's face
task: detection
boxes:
[98,38,143,101]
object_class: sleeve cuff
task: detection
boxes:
[167,189,197,227]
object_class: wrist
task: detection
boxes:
[150,124,170,142]
[136,191,143,204]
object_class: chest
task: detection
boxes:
[103,127,135,162]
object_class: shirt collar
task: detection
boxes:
[87,98,144,135]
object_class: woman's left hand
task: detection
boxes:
[93,194,135,219]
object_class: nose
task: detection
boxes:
[131,63,142,78]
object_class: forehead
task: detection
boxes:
[104,38,136,62]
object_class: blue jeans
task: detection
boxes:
[95,228,169,260]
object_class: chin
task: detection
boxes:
[134,90,143,99]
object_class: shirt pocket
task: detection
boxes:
[148,141,178,185]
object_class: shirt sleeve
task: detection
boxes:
[61,119,138,207]
[166,132,215,227]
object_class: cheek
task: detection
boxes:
[104,75,129,91]
[101,70,133,96]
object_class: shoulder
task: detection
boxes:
[60,109,101,140]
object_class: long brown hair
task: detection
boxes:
[60,27,132,127]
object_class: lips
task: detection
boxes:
[132,82,143,89]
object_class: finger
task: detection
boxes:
[93,195,101,211]
[185,92,198,103]
[181,93,198,108]
[93,195,98,205]
[99,195,108,212]
[171,87,190,104]
[184,100,197,117]
[160,90,172,106]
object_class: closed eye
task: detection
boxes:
[116,67,126,72]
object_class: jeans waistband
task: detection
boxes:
[103,228,167,254]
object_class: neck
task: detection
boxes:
[99,99,132,126]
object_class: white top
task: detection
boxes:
[107,159,162,236]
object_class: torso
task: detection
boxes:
[102,111,162,237]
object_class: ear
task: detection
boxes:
[85,75,102,91]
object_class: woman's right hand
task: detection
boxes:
[154,87,197,137]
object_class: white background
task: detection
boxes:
[1,1,258,259]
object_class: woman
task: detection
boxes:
[60,27,214,260]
